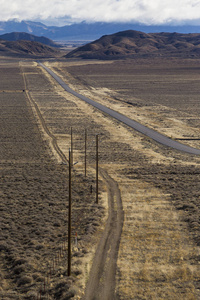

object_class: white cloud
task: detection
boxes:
[0,0,200,25]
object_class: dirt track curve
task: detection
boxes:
[82,169,124,300]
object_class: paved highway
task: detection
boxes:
[38,62,200,155]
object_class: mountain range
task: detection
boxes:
[1,25,200,60]
[66,30,200,59]
[0,20,200,41]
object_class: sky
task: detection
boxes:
[0,0,200,26]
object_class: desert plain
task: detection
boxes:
[0,56,200,299]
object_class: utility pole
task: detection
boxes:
[85,129,87,177]
[68,148,72,276]
[71,127,73,166]
[96,135,98,204]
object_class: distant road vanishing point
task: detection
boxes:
[38,62,200,156]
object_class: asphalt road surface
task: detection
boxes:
[38,62,200,156]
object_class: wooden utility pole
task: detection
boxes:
[96,135,98,204]
[68,148,72,276]
[71,127,73,166]
[85,129,87,177]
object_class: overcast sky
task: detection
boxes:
[0,0,200,26]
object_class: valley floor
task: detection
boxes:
[0,58,200,299]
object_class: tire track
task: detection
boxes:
[20,65,68,163]
[82,168,124,300]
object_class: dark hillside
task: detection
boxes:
[0,32,59,47]
[66,30,200,59]
[0,40,59,57]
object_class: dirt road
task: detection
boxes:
[22,64,68,163]
[83,169,124,300]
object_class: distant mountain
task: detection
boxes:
[0,39,59,57]
[65,30,200,59]
[0,32,59,47]
[0,20,200,41]
[0,20,50,36]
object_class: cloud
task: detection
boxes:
[1,0,200,25]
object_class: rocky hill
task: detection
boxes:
[65,30,200,59]
[0,40,59,57]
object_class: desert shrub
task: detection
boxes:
[13,258,27,266]
[54,280,71,299]
[82,248,88,254]
[73,259,82,265]
[73,251,84,258]
[17,275,32,286]
[13,264,26,275]
[61,290,75,300]
[72,268,82,276]
[0,271,3,280]
[35,244,44,250]
[32,273,44,282]
[53,221,61,227]
[92,221,100,227]
[25,290,38,299]
[0,241,10,252]
[55,280,71,290]
[61,286,78,300]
